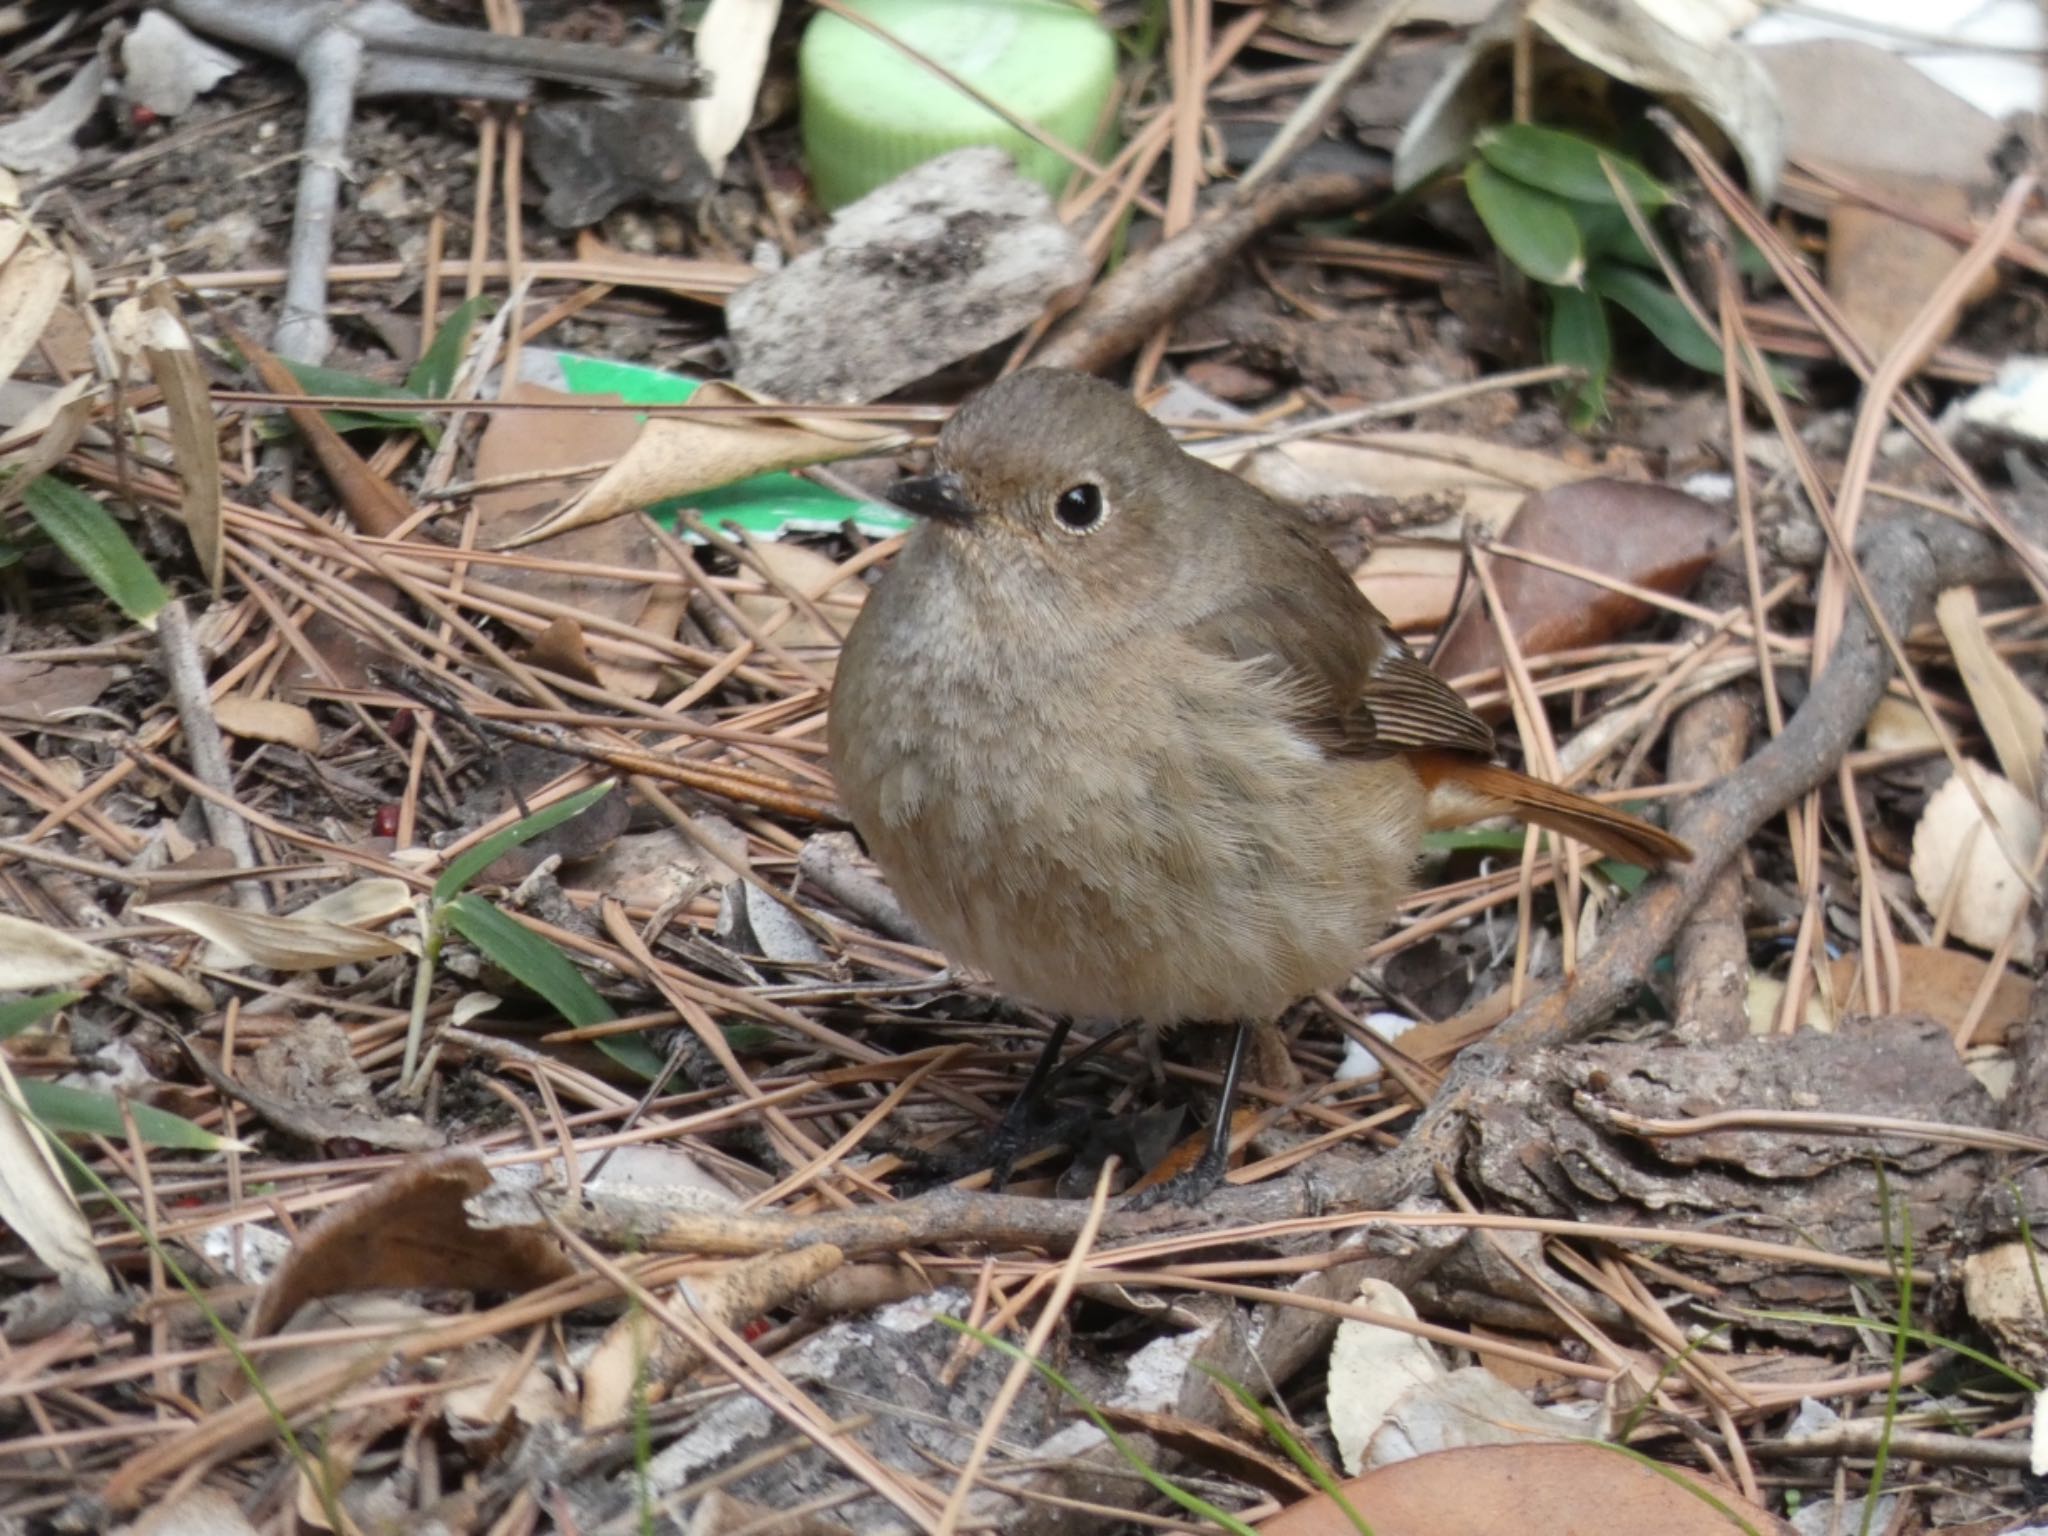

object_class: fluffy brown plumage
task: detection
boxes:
[832,369,1685,1037]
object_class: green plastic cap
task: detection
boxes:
[799,0,1118,211]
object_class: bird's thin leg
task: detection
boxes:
[987,1015,1075,1188]
[1126,1019,1251,1208]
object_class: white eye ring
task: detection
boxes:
[1053,482,1108,534]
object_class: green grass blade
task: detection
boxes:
[277,358,439,443]
[1739,1308,2038,1393]
[406,295,495,398]
[440,892,664,1079]
[433,781,616,904]
[1197,1364,1375,1535]
[19,1079,230,1150]
[0,992,82,1040]
[20,476,170,627]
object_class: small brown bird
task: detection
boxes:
[830,369,1688,1197]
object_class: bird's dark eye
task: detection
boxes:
[1053,482,1106,533]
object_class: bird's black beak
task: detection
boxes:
[886,471,975,525]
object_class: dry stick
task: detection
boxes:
[155,599,267,912]
[1668,685,1752,1042]
[1034,171,1385,374]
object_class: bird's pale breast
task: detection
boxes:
[833,610,1423,1025]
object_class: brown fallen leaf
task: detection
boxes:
[109,285,225,594]
[473,380,686,700]
[1826,946,2032,1044]
[494,378,906,548]
[0,657,114,724]
[138,899,412,972]
[1936,586,2044,805]
[1909,761,2040,955]
[232,1149,577,1367]
[1260,1442,1793,1536]
[211,695,321,754]
[1433,478,1732,698]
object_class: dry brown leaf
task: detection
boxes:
[1328,1280,1444,1475]
[0,236,68,383]
[0,913,120,989]
[1828,176,1990,371]
[1936,586,2044,805]
[106,287,225,594]
[731,538,867,678]
[237,1149,577,1353]
[138,899,414,971]
[1825,946,2032,1043]
[1963,1243,2048,1376]
[1433,478,1732,693]
[690,0,781,177]
[211,694,321,754]
[294,877,414,928]
[1909,762,2041,954]
[0,656,114,723]
[442,1334,571,1441]
[473,381,684,699]
[0,374,98,510]
[1262,1443,1793,1535]
[1863,694,1942,755]
[495,379,907,548]
[0,1054,116,1300]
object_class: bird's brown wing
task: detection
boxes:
[1180,517,1494,759]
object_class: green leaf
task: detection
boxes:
[20,476,170,627]
[433,781,617,905]
[440,892,664,1079]
[406,295,494,398]
[1570,202,1658,267]
[1546,285,1611,428]
[19,1079,229,1150]
[276,359,439,443]
[1587,262,1724,374]
[1466,160,1584,288]
[1474,124,1670,211]
[0,992,81,1040]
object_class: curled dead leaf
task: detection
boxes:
[1936,586,2044,805]
[1433,478,1732,695]
[1910,762,2041,955]
[211,695,321,754]
[139,897,414,971]
[495,380,906,549]
[0,913,119,989]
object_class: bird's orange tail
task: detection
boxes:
[1408,753,1692,868]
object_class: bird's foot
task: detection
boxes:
[1120,1137,1229,1209]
